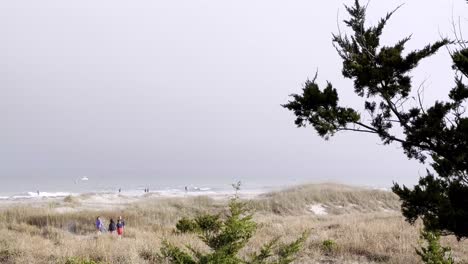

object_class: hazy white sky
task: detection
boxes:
[1,0,467,191]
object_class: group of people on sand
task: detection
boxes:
[95,216,125,238]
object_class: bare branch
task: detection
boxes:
[417,78,428,115]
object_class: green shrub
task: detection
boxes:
[64,257,102,264]
[161,184,308,264]
[175,217,198,233]
[321,239,337,255]
[416,230,454,264]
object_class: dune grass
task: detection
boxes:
[0,183,466,263]
[251,183,400,215]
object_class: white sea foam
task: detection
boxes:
[26,192,73,198]
[192,187,212,191]
[1,192,75,200]
[0,186,269,202]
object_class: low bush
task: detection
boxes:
[321,239,337,255]
[416,230,454,264]
[160,184,308,264]
[175,217,198,233]
[65,257,102,264]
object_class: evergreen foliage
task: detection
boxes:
[160,185,308,264]
[416,230,454,264]
[64,257,101,264]
[283,0,468,239]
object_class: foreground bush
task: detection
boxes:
[321,239,337,256]
[416,230,454,264]
[65,257,101,264]
[160,187,308,264]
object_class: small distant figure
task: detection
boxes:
[117,216,125,238]
[147,187,149,193]
[118,188,121,194]
[96,216,104,234]
[185,186,188,192]
[108,219,116,234]
[37,190,40,196]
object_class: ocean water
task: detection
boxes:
[0,183,278,201]
[1,168,395,201]
[0,172,300,201]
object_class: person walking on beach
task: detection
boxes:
[116,218,124,238]
[96,216,104,234]
[108,219,116,234]
[118,215,126,227]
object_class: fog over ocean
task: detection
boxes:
[2,1,466,195]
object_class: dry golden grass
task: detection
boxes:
[0,183,466,264]
[251,183,400,215]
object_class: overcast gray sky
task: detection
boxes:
[1,0,466,192]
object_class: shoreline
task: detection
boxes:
[0,188,269,212]
[0,181,393,202]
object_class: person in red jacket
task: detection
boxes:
[117,216,125,238]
